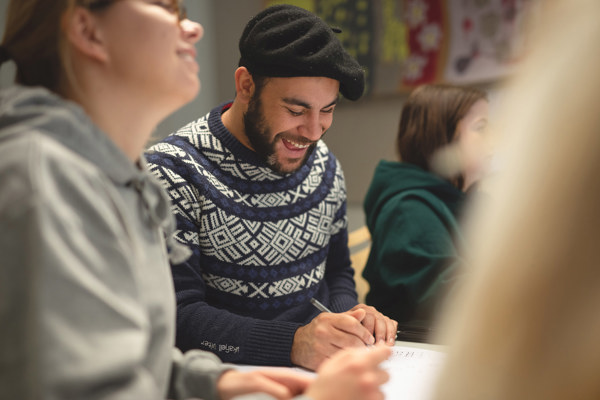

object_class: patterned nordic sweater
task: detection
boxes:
[146,103,358,366]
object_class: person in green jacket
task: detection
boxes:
[362,84,490,331]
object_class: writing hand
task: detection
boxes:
[291,309,375,370]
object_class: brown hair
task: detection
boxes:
[0,0,108,92]
[396,84,487,188]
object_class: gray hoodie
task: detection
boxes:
[0,85,232,400]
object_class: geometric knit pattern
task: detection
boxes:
[145,103,358,365]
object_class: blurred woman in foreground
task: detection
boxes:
[432,0,600,398]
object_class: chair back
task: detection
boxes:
[348,226,371,304]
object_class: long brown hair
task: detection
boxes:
[0,0,108,92]
[0,0,73,90]
[396,84,487,188]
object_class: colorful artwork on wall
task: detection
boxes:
[264,0,540,96]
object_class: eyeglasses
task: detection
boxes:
[86,0,187,21]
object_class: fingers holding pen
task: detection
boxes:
[327,310,375,346]
[308,298,374,345]
[290,311,376,370]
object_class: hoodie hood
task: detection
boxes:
[0,85,190,263]
[0,85,137,183]
[363,160,464,230]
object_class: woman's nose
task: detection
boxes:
[180,18,203,43]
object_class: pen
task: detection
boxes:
[310,297,332,313]
[395,325,437,343]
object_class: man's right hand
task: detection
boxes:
[290,308,376,370]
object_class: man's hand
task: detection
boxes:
[217,368,313,400]
[305,344,391,400]
[350,304,398,345]
[291,309,375,370]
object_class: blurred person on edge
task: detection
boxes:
[432,0,600,399]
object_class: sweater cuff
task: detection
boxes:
[329,295,358,313]
[169,348,232,400]
[244,320,302,366]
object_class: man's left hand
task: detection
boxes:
[348,304,397,345]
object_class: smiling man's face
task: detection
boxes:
[243,76,340,174]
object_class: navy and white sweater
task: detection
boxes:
[146,103,358,366]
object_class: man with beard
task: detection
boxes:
[146,4,397,371]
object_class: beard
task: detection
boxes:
[243,94,316,175]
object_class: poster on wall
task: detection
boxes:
[264,0,540,96]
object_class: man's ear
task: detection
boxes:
[62,7,109,63]
[234,67,255,104]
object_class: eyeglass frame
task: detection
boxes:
[85,0,188,22]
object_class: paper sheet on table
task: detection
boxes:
[233,345,446,399]
[381,346,446,400]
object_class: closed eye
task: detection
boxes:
[475,120,488,133]
[286,108,304,117]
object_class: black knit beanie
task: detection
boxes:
[238,4,365,101]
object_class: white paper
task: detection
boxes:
[381,346,446,400]
[233,345,446,400]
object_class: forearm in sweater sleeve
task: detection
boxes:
[173,255,302,366]
[323,227,359,313]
